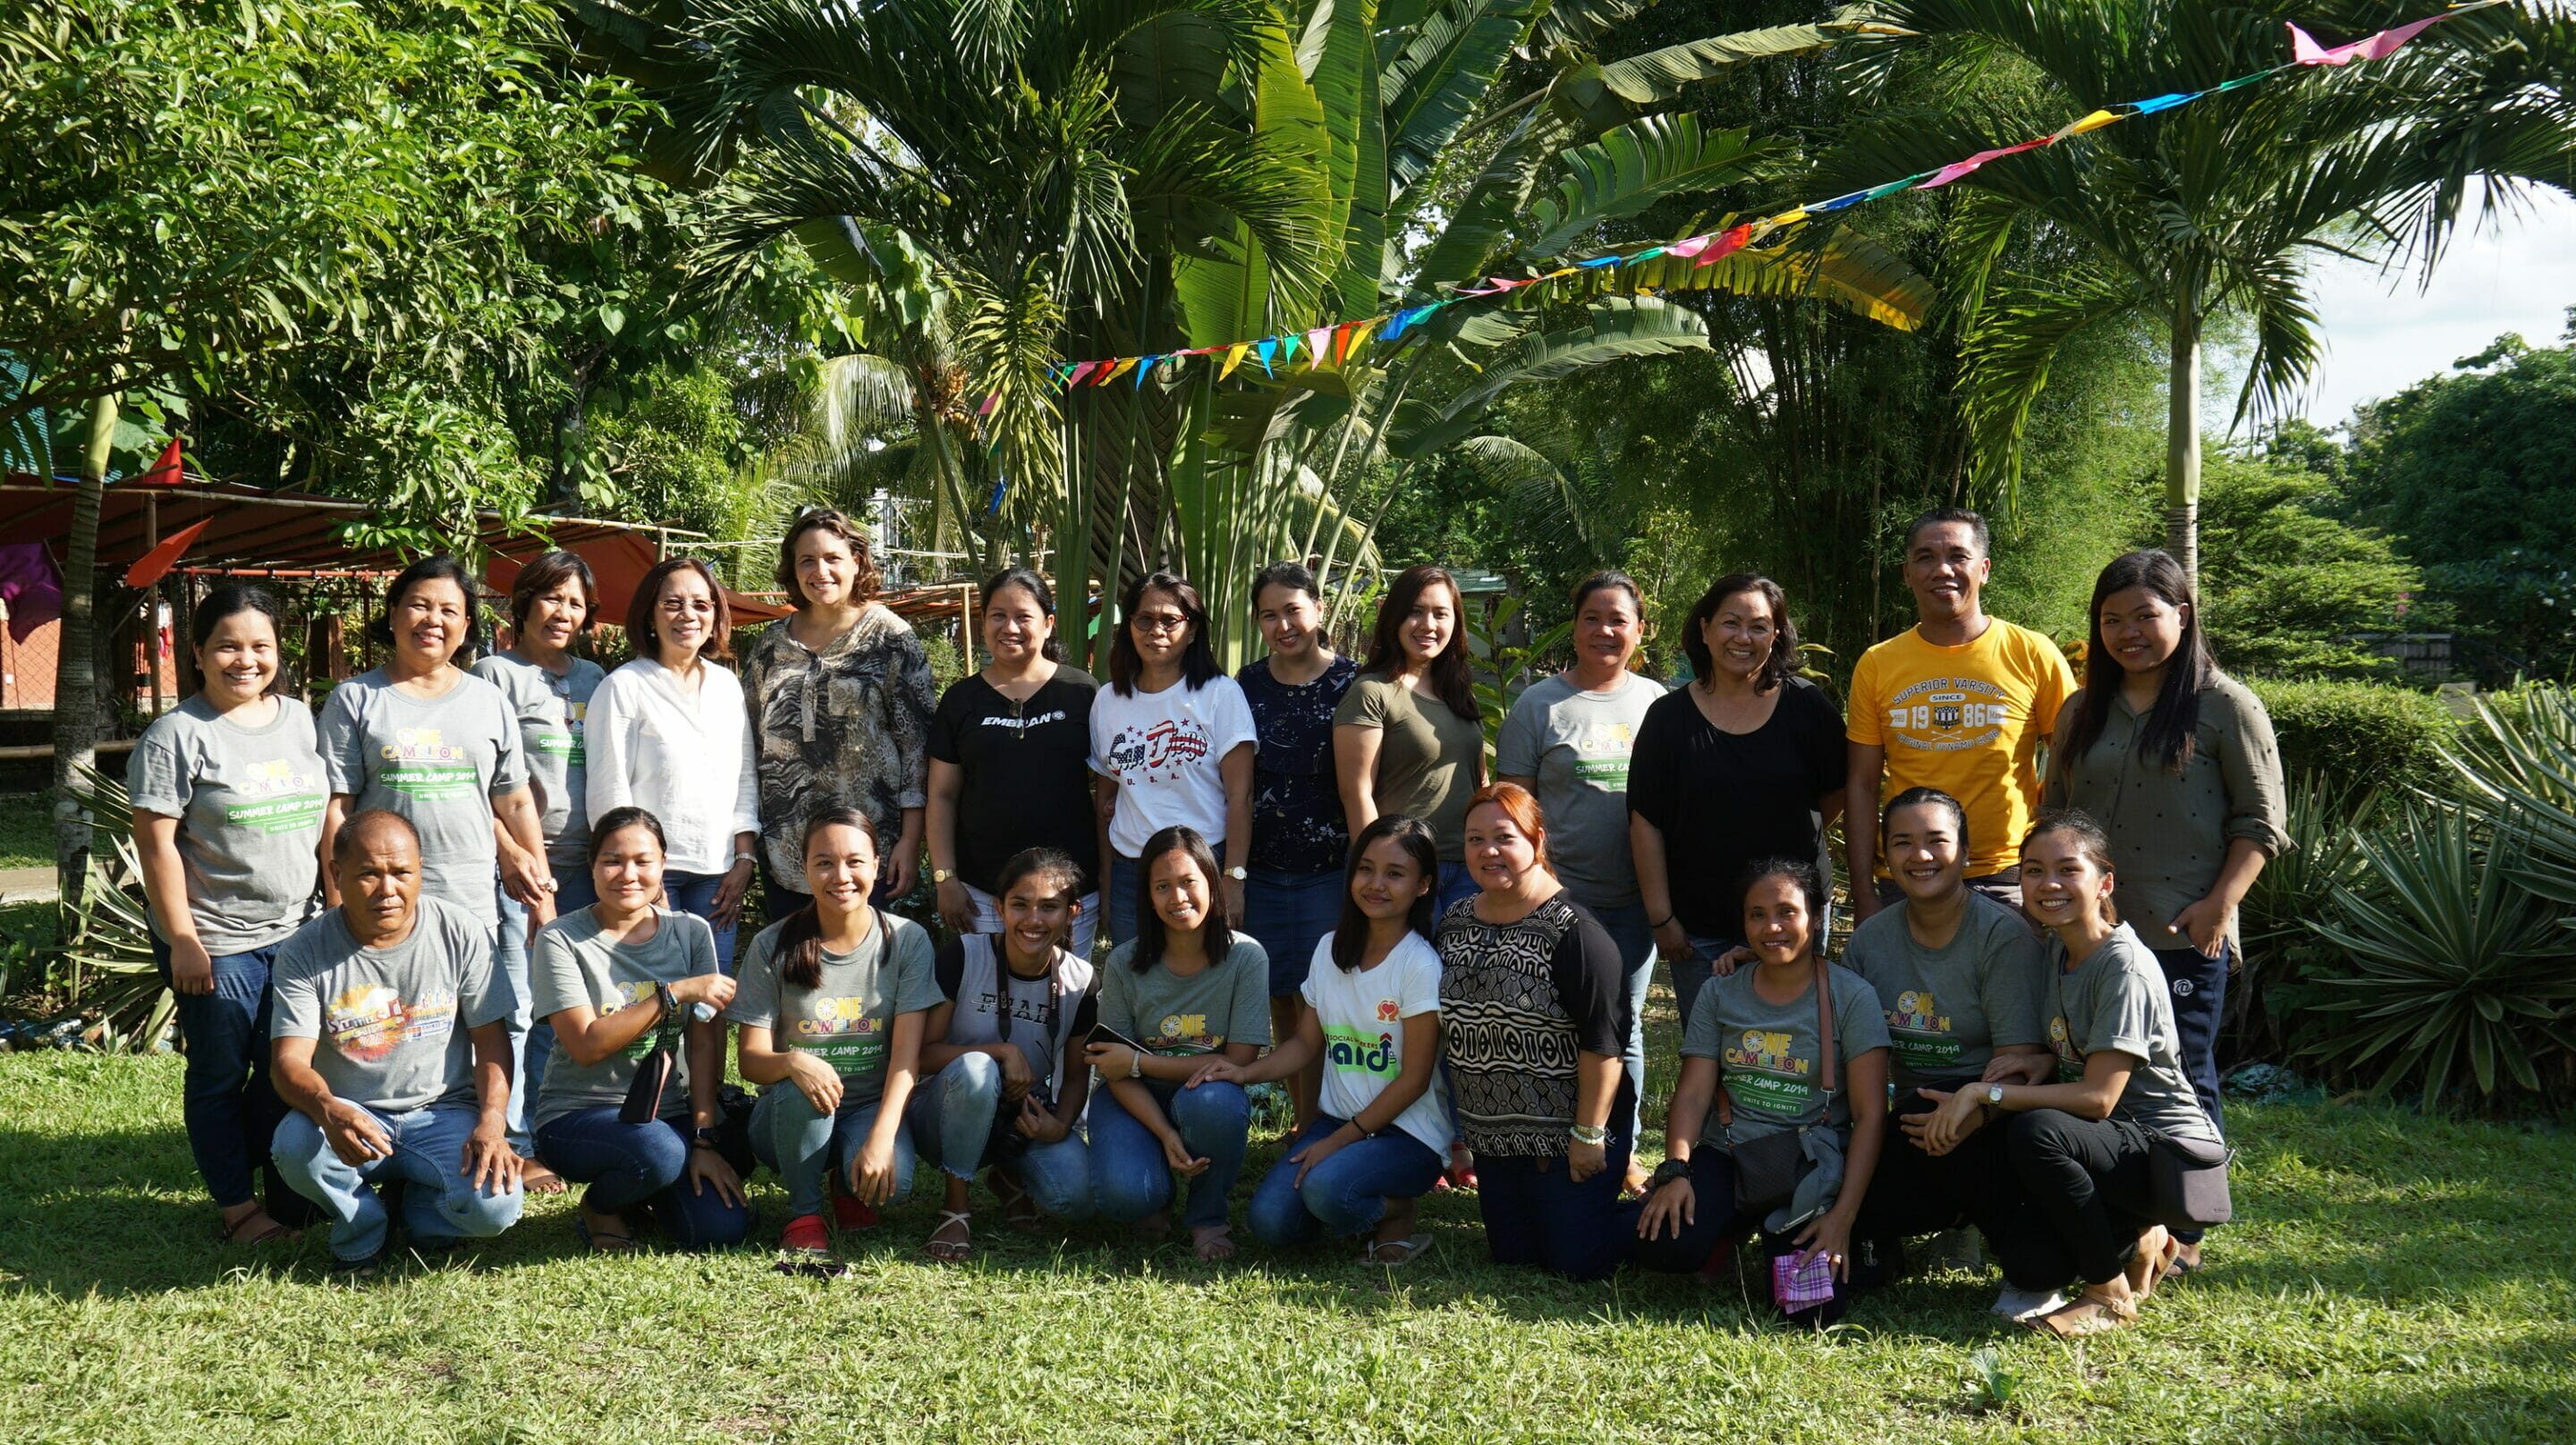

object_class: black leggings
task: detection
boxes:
[2004,1108,2160,1287]
[1854,1096,2063,1291]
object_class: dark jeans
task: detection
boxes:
[2004,1108,2158,1287]
[1241,866,1343,998]
[151,935,289,1210]
[1245,1115,1445,1247]
[1473,1142,1639,1282]
[536,1108,755,1249]
[1631,1152,1852,1324]
[2153,941,2230,1246]
[1854,1094,2059,1290]
[1090,1078,1250,1230]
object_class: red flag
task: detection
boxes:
[134,437,184,486]
[124,519,209,588]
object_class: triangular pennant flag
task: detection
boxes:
[1255,338,1278,376]
[1099,358,1138,386]
[1279,333,1302,368]
[2291,7,2462,66]
[1809,190,1871,214]
[2050,109,2123,140]
[1132,356,1160,388]
[1629,246,1667,264]
[1344,319,1378,357]
[977,392,999,417]
[1695,224,1755,266]
[2130,89,2200,115]
[1064,360,1101,387]
[1220,342,1250,380]
[1920,137,2053,189]
[1766,207,1809,228]
[1665,235,1714,258]
[133,436,184,486]
[124,518,208,588]
[1332,324,1359,365]
[1305,327,1333,366]
[1578,253,1622,268]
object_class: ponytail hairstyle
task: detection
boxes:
[983,567,1066,663]
[1734,854,1827,936]
[1879,785,1970,860]
[777,807,880,990]
[1130,824,1232,971]
[586,805,667,862]
[1331,814,1440,972]
[191,585,291,697]
[2021,807,2120,928]
[2068,549,2210,776]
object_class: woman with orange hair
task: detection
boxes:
[1436,783,1635,1279]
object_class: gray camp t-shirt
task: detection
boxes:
[1681,961,1889,1147]
[528,906,719,1128]
[2046,923,2223,1145]
[125,694,327,953]
[1843,891,2050,1090]
[1495,672,1664,907]
[270,895,509,1113]
[1097,938,1273,1054]
[469,651,606,866]
[728,911,943,1111]
[318,669,527,925]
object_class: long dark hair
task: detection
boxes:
[1129,824,1233,971]
[984,567,1065,663]
[2067,550,2209,775]
[1330,814,1440,972]
[1682,572,1799,693]
[1108,571,1220,696]
[1879,785,1970,860]
[1360,563,1479,722]
[367,554,482,654]
[191,585,290,697]
[776,807,880,990]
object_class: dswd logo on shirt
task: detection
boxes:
[1323,1026,1399,1077]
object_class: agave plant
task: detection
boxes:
[51,764,172,1052]
[2446,684,2576,915]
[2302,807,2576,1107]
[2228,768,2380,1061]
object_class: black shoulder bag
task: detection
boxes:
[2148,1130,2233,1230]
[619,983,685,1125]
[1719,959,1836,1213]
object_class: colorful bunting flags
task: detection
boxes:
[1038,5,2495,392]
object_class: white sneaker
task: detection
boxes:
[1993,1286,2067,1322]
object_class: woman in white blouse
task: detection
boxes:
[586,557,761,971]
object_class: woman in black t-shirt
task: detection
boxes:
[1628,574,1846,1031]
[928,569,1102,954]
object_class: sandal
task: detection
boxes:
[927,1210,974,1263]
[575,1213,640,1254]
[216,1208,293,1246]
[2029,1289,2139,1339]
[2127,1225,2178,1301]
[985,1168,1045,1232]
[1364,1234,1433,1267]
[1191,1224,1236,1262]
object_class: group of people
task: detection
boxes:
[131,503,2280,1338]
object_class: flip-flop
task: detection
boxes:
[984,1168,1045,1232]
[574,1215,640,1253]
[1363,1234,1433,1267]
[1191,1225,1236,1262]
[216,1210,293,1246]
[926,1210,974,1263]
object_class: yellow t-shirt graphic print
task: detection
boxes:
[792,1000,889,1074]
[1846,620,2078,878]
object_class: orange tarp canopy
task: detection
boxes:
[486,532,790,628]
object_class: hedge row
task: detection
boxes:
[2244,676,2459,797]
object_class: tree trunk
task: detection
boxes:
[2165,297,2202,584]
[52,394,118,908]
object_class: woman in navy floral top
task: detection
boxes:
[1235,562,1357,1131]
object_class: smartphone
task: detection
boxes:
[1085,1022,1151,1056]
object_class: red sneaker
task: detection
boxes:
[775,1213,844,1277]
[832,1195,881,1233]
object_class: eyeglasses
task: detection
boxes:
[1131,612,1191,635]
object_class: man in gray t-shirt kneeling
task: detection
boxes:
[270,809,523,1271]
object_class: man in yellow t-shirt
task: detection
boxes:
[1845,509,2078,920]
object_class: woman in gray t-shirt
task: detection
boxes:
[529,807,748,1253]
[1919,810,2224,1339]
[128,586,326,1244]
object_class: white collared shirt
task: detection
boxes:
[585,655,760,875]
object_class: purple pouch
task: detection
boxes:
[1772,1250,1836,1314]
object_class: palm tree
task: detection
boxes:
[1823,0,2576,579]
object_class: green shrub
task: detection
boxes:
[2247,677,2457,797]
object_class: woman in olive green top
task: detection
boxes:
[2046,550,2285,1272]
[1335,564,1485,912]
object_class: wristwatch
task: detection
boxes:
[691,1127,722,1152]
[1648,1157,1692,1190]
[1224,865,1248,882]
[931,868,954,884]
[1985,1083,2006,1117]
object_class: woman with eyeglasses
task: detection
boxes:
[1088,571,1257,948]
[927,568,1102,955]
[586,557,760,972]
[741,507,939,916]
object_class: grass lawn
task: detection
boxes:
[0,795,49,873]
[0,1053,2569,1443]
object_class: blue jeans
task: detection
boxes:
[496,870,597,1151]
[1241,866,1344,997]
[1435,861,1479,914]
[664,870,741,974]
[1668,933,1741,1040]
[272,1104,524,1263]
[1585,901,1658,1143]
[750,1085,915,1220]
[2153,940,2231,1246]
[1473,1141,1639,1282]
[1089,1078,1251,1230]
[1246,1115,1445,1247]
[905,1053,1093,1219]
[151,935,288,1210]
[537,1107,754,1249]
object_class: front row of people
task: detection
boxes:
[258,785,2216,1335]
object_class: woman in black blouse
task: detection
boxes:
[1629,574,1845,1029]
[1438,782,1634,1280]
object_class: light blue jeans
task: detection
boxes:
[1245,1115,1445,1247]
[664,871,741,975]
[750,1084,916,1220]
[271,1104,523,1263]
[905,1052,1093,1220]
[496,869,598,1151]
